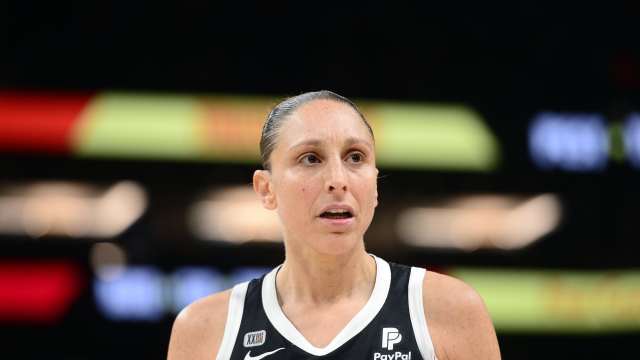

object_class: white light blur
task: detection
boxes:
[397,194,562,251]
[90,242,128,281]
[189,186,282,244]
[94,182,147,237]
[0,180,147,239]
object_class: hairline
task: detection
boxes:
[260,92,374,170]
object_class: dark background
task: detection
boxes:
[2,1,640,358]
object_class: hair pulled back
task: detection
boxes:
[259,90,373,170]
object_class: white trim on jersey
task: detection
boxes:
[216,281,249,360]
[408,267,437,360]
[261,255,392,357]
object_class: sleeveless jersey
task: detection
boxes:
[215,256,436,360]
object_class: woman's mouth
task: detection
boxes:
[318,209,355,228]
[319,209,353,219]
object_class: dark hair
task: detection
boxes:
[259,90,374,170]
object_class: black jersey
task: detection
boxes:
[215,256,436,360]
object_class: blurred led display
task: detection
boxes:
[93,264,640,333]
[453,268,640,333]
[370,103,499,171]
[189,186,282,244]
[624,113,640,169]
[397,194,562,251]
[94,266,165,321]
[94,266,267,321]
[0,92,90,153]
[171,267,226,313]
[529,112,609,172]
[228,267,270,285]
[74,93,204,160]
[0,261,83,323]
[0,181,147,239]
[0,91,498,171]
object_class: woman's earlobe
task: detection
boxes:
[264,194,276,209]
[253,170,277,210]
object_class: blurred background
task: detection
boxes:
[1,1,640,358]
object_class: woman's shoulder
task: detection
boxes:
[423,270,486,316]
[422,270,501,359]
[167,289,232,360]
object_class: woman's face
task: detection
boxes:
[254,99,378,256]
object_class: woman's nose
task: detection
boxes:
[328,183,347,192]
[326,161,348,193]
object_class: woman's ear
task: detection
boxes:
[253,170,277,210]
[374,188,378,208]
[374,167,379,208]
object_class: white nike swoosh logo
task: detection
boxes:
[244,347,285,360]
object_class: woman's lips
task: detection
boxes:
[318,216,355,228]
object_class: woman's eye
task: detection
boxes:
[347,152,364,163]
[301,154,320,165]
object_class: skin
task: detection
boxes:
[167,99,501,360]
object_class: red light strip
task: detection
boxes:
[0,261,84,323]
[0,92,92,153]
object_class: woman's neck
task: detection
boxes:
[276,244,376,305]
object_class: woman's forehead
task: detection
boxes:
[278,100,373,146]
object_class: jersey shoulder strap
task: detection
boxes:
[215,281,249,360]
[407,266,437,360]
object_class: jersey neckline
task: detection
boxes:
[261,255,391,356]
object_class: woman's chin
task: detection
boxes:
[309,233,363,256]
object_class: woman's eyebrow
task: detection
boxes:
[288,139,322,151]
[288,137,373,151]
[345,137,373,150]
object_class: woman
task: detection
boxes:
[167,91,501,360]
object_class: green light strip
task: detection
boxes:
[70,93,500,170]
[73,93,203,160]
[371,104,499,171]
[451,268,640,333]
